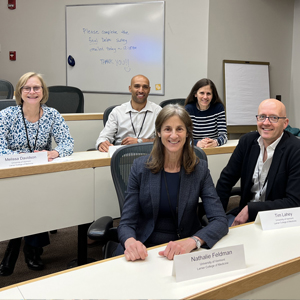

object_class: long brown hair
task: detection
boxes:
[185,78,223,107]
[147,104,199,174]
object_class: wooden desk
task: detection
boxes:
[1,223,299,299]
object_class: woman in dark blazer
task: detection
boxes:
[117,104,228,261]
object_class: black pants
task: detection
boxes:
[12,232,50,248]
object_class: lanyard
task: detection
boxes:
[129,111,148,139]
[21,105,40,153]
[163,169,181,239]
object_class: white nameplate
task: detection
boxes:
[0,152,48,169]
[172,244,246,282]
[255,207,300,231]
[108,145,123,157]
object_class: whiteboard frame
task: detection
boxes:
[65,1,165,95]
[223,60,270,134]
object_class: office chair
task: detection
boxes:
[86,104,120,151]
[159,98,186,108]
[47,86,84,113]
[0,99,16,110]
[0,80,14,99]
[87,144,208,258]
[103,105,118,127]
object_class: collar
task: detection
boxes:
[257,132,284,151]
[125,100,152,113]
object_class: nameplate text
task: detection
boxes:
[255,207,300,230]
[173,244,246,282]
[0,152,48,169]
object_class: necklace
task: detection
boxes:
[129,111,148,138]
[163,169,181,239]
[21,105,41,153]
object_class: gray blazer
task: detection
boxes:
[117,155,228,254]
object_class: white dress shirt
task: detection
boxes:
[96,100,162,148]
[250,133,283,202]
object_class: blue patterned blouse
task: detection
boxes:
[0,105,74,156]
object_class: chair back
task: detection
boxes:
[194,146,207,161]
[159,98,186,107]
[0,99,16,110]
[103,105,118,126]
[110,143,154,213]
[47,86,84,113]
[0,80,14,99]
[110,144,207,214]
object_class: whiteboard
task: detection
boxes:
[66,2,165,94]
[224,61,270,126]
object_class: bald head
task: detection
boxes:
[129,75,151,111]
[257,98,289,147]
[130,75,150,86]
[258,99,287,117]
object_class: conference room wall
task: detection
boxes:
[0,0,299,127]
[207,0,296,126]
[0,0,209,113]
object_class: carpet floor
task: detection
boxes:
[0,226,103,289]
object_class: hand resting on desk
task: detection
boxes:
[34,150,59,162]
[124,237,148,261]
[125,237,204,261]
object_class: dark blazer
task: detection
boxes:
[216,131,300,221]
[117,155,228,254]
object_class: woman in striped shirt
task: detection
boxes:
[185,78,227,148]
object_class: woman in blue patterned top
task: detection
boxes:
[0,72,74,276]
[185,78,227,148]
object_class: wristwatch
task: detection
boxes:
[190,236,201,249]
[137,138,143,143]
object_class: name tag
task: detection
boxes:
[173,244,246,282]
[0,152,48,169]
[255,207,300,230]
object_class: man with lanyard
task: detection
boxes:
[216,98,300,226]
[96,74,162,152]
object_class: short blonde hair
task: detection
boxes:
[15,72,49,105]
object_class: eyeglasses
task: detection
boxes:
[21,86,43,93]
[256,115,286,123]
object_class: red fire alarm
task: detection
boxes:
[9,51,16,61]
[8,0,16,10]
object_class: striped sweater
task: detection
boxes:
[185,102,227,146]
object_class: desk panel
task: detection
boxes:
[63,113,103,152]
[230,271,300,299]
[94,166,119,219]
[0,169,94,241]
